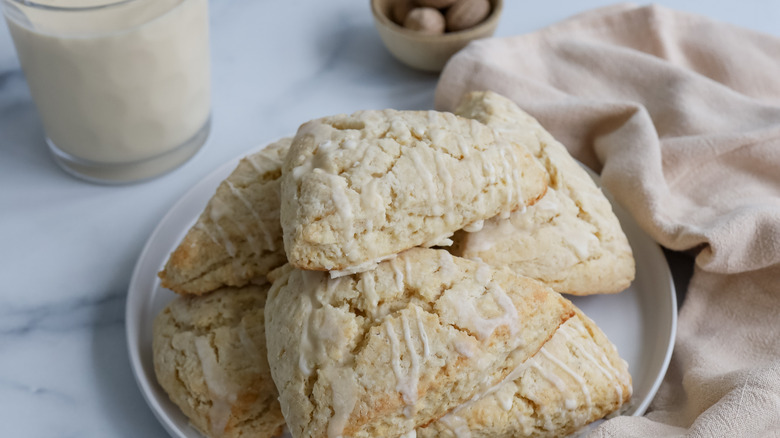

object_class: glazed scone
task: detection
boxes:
[264,248,575,438]
[280,109,549,272]
[451,91,635,295]
[153,285,285,438]
[418,309,632,437]
[159,139,291,295]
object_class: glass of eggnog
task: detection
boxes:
[2,0,211,183]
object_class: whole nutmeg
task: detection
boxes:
[445,0,491,32]
[416,0,457,8]
[404,7,446,35]
[391,0,417,25]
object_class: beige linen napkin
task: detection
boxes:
[436,4,780,437]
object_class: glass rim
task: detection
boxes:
[4,0,139,13]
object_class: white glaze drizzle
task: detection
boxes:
[459,136,471,158]
[298,296,315,376]
[329,253,397,278]
[453,340,476,358]
[291,153,313,180]
[423,233,454,247]
[408,148,442,216]
[360,178,384,218]
[400,312,421,416]
[390,256,405,291]
[565,321,629,400]
[194,336,237,437]
[399,430,417,438]
[384,318,420,412]
[322,173,357,262]
[438,250,457,279]
[433,150,455,225]
[527,357,575,409]
[243,154,267,175]
[602,352,630,396]
[559,325,618,399]
[466,356,530,408]
[229,216,262,261]
[461,216,517,254]
[505,144,525,205]
[540,347,592,417]
[326,276,342,294]
[447,284,520,342]
[466,151,483,191]
[477,372,519,410]
[498,148,514,216]
[295,268,356,438]
[414,306,430,358]
[482,161,497,186]
[493,383,516,411]
[195,222,220,247]
[462,220,484,233]
[298,271,327,376]
[237,319,263,363]
[207,198,237,257]
[323,366,358,438]
[361,273,379,313]
[225,180,275,250]
[292,137,338,180]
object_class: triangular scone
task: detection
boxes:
[152,285,286,438]
[264,248,575,438]
[418,309,632,437]
[451,91,635,295]
[159,139,291,295]
[280,110,549,272]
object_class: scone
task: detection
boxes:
[159,139,290,295]
[153,285,285,438]
[264,248,575,438]
[280,109,549,273]
[451,91,635,295]
[417,309,632,437]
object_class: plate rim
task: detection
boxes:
[126,144,678,437]
[126,143,272,438]
[579,168,678,416]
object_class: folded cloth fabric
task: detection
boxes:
[435,3,780,437]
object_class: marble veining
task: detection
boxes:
[0,291,125,335]
[0,1,778,437]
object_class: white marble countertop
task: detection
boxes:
[1,1,778,437]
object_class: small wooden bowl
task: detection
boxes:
[371,0,503,72]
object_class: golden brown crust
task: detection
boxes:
[152,285,286,438]
[417,309,632,437]
[452,91,635,296]
[279,109,548,273]
[158,139,291,295]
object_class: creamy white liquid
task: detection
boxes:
[4,0,210,164]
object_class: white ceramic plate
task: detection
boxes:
[126,144,677,438]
